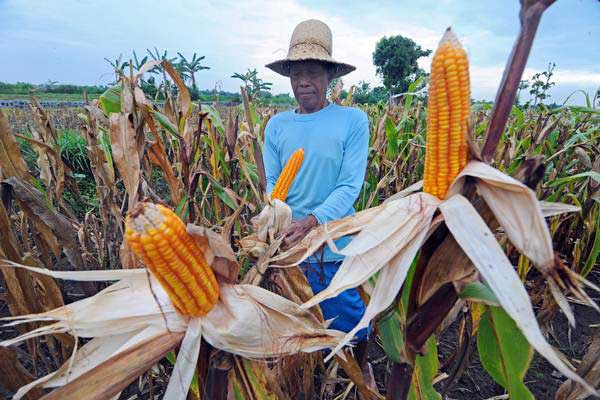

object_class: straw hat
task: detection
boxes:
[266,19,356,79]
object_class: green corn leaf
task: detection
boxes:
[152,110,180,137]
[230,359,277,400]
[581,215,600,278]
[385,114,399,159]
[548,171,600,187]
[99,84,122,115]
[211,179,238,210]
[379,310,405,364]
[458,282,500,306]
[477,306,534,399]
[379,257,418,363]
[407,336,442,400]
[203,104,225,134]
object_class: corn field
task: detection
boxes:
[1,4,600,400]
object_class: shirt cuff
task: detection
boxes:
[310,210,326,225]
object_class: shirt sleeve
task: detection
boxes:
[263,119,281,195]
[311,113,369,224]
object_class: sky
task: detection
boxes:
[1,0,599,105]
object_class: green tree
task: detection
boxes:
[353,81,387,104]
[177,52,210,91]
[231,69,272,100]
[373,35,431,94]
[528,62,556,106]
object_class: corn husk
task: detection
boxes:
[1,227,341,400]
[275,160,596,396]
[239,199,291,258]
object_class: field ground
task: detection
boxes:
[0,92,101,101]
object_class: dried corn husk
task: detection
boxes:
[273,160,596,396]
[239,199,292,258]
[0,224,341,400]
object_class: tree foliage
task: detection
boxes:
[353,81,388,104]
[373,35,431,94]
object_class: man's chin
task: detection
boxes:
[297,99,320,112]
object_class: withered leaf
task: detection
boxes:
[1,177,85,272]
[0,110,31,181]
[109,113,140,208]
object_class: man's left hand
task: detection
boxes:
[279,215,318,250]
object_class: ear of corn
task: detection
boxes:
[271,148,304,202]
[423,28,470,199]
[125,202,219,316]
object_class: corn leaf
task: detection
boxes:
[379,310,405,364]
[151,110,180,138]
[164,318,202,399]
[581,216,600,278]
[439,194,597,396]
[230,358,278,400]
[203,104,225,135]
[458,282,500,306]
[99,85,122,115]
[477,306,534,400]
[407,336,441,400]
[548,170,600,187]
[385,114,399,159]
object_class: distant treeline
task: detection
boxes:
[0,81,296,106]
[0,81,107,95]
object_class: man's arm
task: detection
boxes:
[263,120,281,196]
[311,114,369,224]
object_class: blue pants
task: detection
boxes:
[300,261,369,342]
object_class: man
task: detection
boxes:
[263,19,371,367]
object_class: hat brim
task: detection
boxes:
[265,57,356,80]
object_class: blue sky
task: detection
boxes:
[1,0,598,104]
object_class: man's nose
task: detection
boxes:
[297,75,312,86]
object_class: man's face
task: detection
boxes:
[289,61,331,113]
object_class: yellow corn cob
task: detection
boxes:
[270,148,305,202]
[423,28,470,199]
[125,202,219,316]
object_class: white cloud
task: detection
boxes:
[1,0,597,105]
[468,65,600,102]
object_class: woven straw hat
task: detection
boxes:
[266,19,356,79]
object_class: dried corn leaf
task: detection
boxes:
[1,177,83,269]
[271,203,394,267]
[109,113,140,208]
[1,262,341,398]
[303,193,438,310]
[202,284,342,358]
[40,332,184,400]
[538,200,580,217]
[164,318,203,399]
[0,110,31,181]
[0,347,44,400]
[324,225,430,361]
[450,161,553,268]
[439,194,597,396]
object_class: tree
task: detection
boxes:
[177,52,210,91]
[528,62,556,106]
[231,69,272,100]
[353,81,388,104]
[372,35,431,94]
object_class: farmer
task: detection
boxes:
[263,19,372,374]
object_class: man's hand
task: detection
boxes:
[279,215,318,250]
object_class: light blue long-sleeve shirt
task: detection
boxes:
[263,102,370,262]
